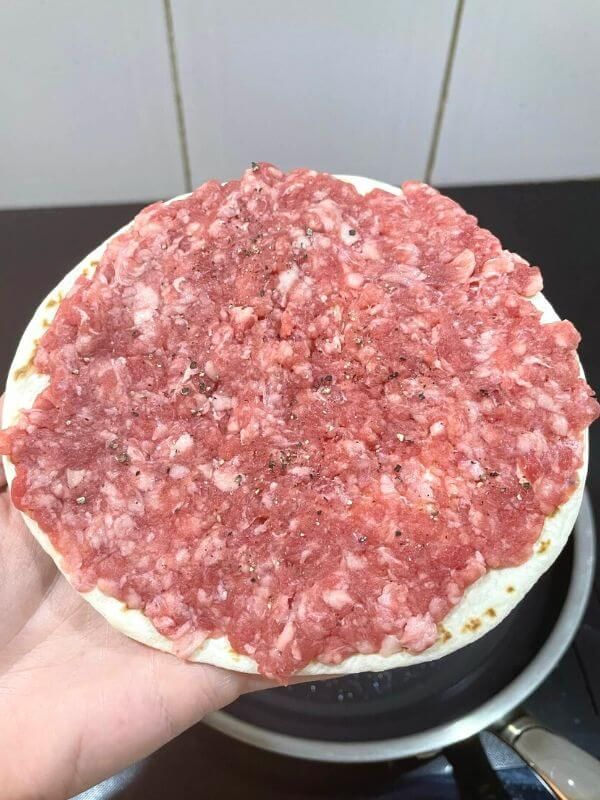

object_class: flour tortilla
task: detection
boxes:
[2,176,588,676]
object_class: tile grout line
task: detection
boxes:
[424,0,465,185]
[163,0,193,192]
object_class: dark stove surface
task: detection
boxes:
[2,179,599,799]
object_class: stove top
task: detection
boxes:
[2,179,599,800]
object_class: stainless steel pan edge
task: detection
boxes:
[205,490,596,764]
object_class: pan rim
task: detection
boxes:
[204,489,596,762]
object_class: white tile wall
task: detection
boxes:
[0,1,185,208]
[171,0,457,186]
[1,0,599,208]
[432,0,600,185]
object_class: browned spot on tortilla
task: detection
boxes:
[45,291,63,309]
[12,340,39,380]
[537,539,551,554]
[83,260,99,278]
[438,625,452,643]
[486,608,497,618]
[506,585,515,594]
[462,617,481,633]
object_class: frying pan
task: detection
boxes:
[206,489,600,800]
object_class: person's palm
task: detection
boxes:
[0,448,253,800]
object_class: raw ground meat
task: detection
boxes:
[1,164,598,679]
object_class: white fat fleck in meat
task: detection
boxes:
[152,422,171,442]
[196,463,214,480]
[193,531,225,566]
[346,272,365,288]
[119,539,136,557]
[172,276,188,293]
[344,552,366,570]
[218,194,241,219]
[213,463,242,492]
[239,420,260,445]
[307,198,342,232]
[208,219,226,239]
[134,471,155,491]
[459,459,486,481]
[321,334,343,354]
[288,466,312,478]
[429,421,445,437]
[445,248,476,282]
[169,464,190,480]
[132,283,159,326]
[340,225,359,246]
[216,582,228,601]
[66,468,86,488]
[379,634,403,656]
[230,305,257,332]
[275,617,296,652]
[212,394,234,413]
[472,329,497,363]
[517,430,548,456]
[360,240,381,260]
[112,513,136,538]
[400,614,437,651]
[521,271,543,296]
[481,255,514,278]
[551,413,569,436]
[204,360,219,381]
[277,265,300,301]
[170,433,194,456]
[381,264,424,285]
[379,474,397,495]
[377,581,409,611]
[322,588,353,610]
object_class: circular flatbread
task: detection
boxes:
[1,175,591,677]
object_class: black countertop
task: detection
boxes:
[1,180,599,799]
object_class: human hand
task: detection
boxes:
[0,401,260,800]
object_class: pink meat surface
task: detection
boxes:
[1,165,598,679]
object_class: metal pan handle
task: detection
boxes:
[499,714,600,800]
